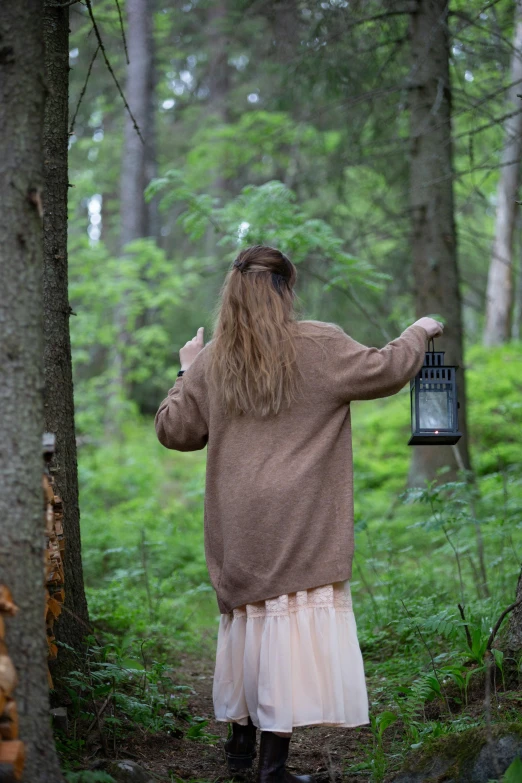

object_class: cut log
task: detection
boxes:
[0,698,18,740]
[0,740,25,780]
[50,589,64,604]
[0,589,17,617]
[47,639,58,660]
[43,471,65,683]
[0,657,17,698]
[46,596,62,621]
[42,474,54,505]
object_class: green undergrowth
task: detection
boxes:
[74,342,522,780]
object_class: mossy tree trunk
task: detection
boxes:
[0,2,66,779]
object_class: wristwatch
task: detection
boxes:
[177,370,185,378]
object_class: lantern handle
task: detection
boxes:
[428,337,435,353]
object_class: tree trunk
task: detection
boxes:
[0,2,66,780]
[484,0,522,346]
[512,208,522,339]
[119,0,154,249]
[145,50,160,244]
[43,0,91,688]
[207,0,231,197]
[407,0,471,487]
[108,0,155,419]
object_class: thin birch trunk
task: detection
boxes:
[484,0,522,346]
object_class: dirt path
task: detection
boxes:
[120,651,375,782]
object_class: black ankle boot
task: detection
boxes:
[258,731,314,783]
[224,717,257,771]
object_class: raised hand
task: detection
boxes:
[412,317,444,339]
[180,327,205,371]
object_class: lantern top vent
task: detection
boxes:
[425,351,445,367]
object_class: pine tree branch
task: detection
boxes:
[451,8,520,59]
[299,265,392,342]
[84,0,144,144]
[69,44,100,136]
[114,0,129,65]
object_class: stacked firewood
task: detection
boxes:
[43,433,65,687]
[0,436,64,780]
[0,587,25,782]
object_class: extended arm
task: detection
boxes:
[155,352,208,451]
[330,323,429,403]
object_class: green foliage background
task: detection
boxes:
[62,0,522,777]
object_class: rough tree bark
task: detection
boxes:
[203,0,232,261]
[109,0,156,417]
[407,0,471,487]
[43,0,91,686]
[0,2,66,780]
[483,0,522,346]
[119,0,155,250]
[207,0,231,142]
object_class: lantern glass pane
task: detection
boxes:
[418,389,453,431]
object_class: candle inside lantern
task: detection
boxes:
[418,389,453,431]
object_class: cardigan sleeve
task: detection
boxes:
[154,352,209,452]
[328,323,428,403]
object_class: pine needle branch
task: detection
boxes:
[114,0,129,65]
[69,44,100,136]
[84,0,144,145]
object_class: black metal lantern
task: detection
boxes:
[408,339,462,446]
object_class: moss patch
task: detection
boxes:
[395,722,522,782]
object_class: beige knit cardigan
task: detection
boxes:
[155,320,428,614]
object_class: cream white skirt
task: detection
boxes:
[212,580,370,734]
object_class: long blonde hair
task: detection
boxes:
[208,245,303,417]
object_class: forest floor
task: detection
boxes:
[117,649,375,783]
[93,645,522,783]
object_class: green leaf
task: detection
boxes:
[502,756,522,782]
[376,710,398,735]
